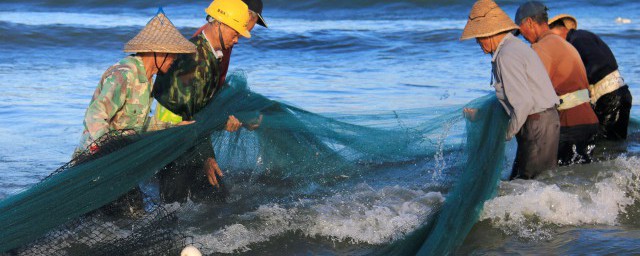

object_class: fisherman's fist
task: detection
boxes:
[225,115,242,132]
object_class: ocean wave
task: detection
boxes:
[0,12,467,51]
[2,0,475,10]
[188,184,444,254]
[0,11,202,29]
[479,157,640,240]
[0,11,466,32]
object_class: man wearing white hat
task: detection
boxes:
[461,0,560,179]
[76,9,196,155]
[549,14,632,141]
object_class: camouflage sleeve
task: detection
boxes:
[143,113,173,132]
[153,53,198,120]
[83,69,129,142]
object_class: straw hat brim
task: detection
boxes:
[548,14,578,30]
[125,12,196,54]
[461,0,520,40]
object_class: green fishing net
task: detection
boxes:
[0,72,510,255]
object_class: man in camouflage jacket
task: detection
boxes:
[76,11,196,155]
[151,0,254,203]
[78,56,164,153]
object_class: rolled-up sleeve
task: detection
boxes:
[497,52,535,140]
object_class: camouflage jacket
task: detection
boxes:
[78,56,165,151]
[153,33,223,120]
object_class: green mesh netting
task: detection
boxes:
[0,72,509,254]
[379,96,509,255]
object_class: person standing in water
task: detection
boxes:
[461,0,560,179]
[548,14,632,141]
[515,1,600,166]
[152,0,255,203]
[76,9,196,155]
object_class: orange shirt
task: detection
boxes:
[532,31,599,127]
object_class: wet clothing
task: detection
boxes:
[157,138,227,203]
[566,29,633,140]
[594,85,633,140]
[557,124,599,165]
[492,33,560,140]
[511,108,560,179]
[532,31,599,128]
[492,33,560,179]
[532,31,600,165]
[78,56,167,152]
[152,31,227,203]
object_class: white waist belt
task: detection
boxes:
[558,89,590,111]
[589,70,624,104]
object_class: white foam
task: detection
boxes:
[479,157,640,240]
[193,205,295,254]
[303,185,443,244]
[192,184,444,254]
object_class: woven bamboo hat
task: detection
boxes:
[461,0,520,40]
[549,14,578,30]
[125,9,196,53]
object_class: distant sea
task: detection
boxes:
[1,0,639,254]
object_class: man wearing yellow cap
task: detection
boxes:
[152,0,254,203]
[191,0,268,88]
[549,14,632,141]
[461,0,560,179]
[76,9,196,155]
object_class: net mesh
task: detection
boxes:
[0,72,510,255]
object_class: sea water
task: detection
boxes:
[0,0,639,254]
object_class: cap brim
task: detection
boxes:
[257,13,267,28]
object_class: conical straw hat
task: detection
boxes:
[549,14,578,30]
[461,0,520,40]
[125,10,196,53]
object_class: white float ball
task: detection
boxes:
[181,245,202,256]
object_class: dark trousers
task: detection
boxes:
[593,85,633,140]
[511,108,560,180]
[558,124,599,166]
[158,137,223,204]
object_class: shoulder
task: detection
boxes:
[538,33,565,47]
[498,37,534,64]
[573,29,598,39]
[569,29,606,47]
[534,34,570,55]
[109,56,138,74]
[102,57,138,85]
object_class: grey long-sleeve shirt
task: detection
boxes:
[492,33,559,140]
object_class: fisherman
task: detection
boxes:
[548,14,633,140]
[515,1,600,166]
[187,0,268,86]
[461,0,560,179]
[76,10,196,155]
[152,0,257,203]
[73,10,196,215]
[154,0,267,125]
